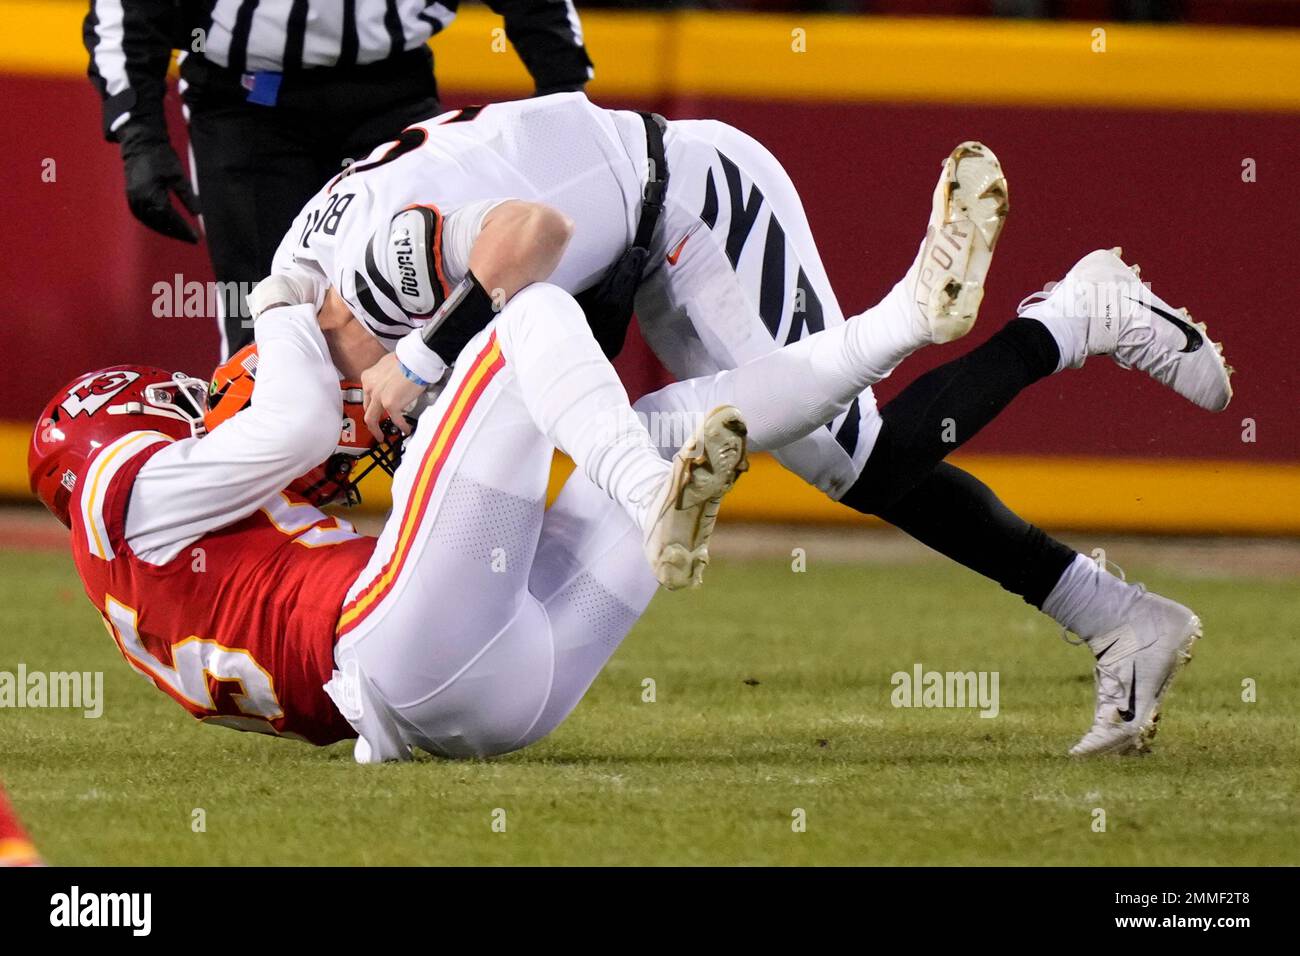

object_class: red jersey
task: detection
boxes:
[70,432,375,745]
[0,782,41,866]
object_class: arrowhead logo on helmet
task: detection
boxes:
[29,365,208,528]
[59,370,141,418]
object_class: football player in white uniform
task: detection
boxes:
[262,93,1233,757]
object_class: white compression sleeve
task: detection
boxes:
[126,305,343,564]
[636,300,915,455]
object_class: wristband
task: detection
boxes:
[397,360,432,389]
[395,329,450,387]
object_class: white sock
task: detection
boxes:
[636,281,924,455]
[1018,284,1084,373]
[844,278,930,383]
[1041,553,1142,644]
[494,284,670,531]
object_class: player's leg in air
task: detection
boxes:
[838,248,1231,756]
[637,122,1234,756]
[637,124,1006,500]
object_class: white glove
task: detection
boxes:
[247,266,327,322]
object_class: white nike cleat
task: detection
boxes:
[1017,248,1234,411]
[1070,590,1201,757]
[906,141,1010,344]
[643,405,749,591]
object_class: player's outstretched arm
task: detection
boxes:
[125,306,344,564]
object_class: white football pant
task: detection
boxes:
[641,119,924,499]
[326,271,909,761]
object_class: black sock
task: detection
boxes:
[846,317,1059,512]
[837,318,1072,607]
[873,463,1076,608]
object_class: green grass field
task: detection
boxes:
[2,537,1297,866]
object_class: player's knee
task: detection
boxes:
[507,281,581,316]
[498,282,587,345]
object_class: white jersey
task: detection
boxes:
[271,92,650,348]
[271,93,884,501]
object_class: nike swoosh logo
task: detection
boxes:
[666,230,694,266]
[1128,296,1203,354]
[1118,663,1138,722]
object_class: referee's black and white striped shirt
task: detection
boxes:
[85,0,593,138]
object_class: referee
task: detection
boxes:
[84,0,594,357]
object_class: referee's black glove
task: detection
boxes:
[118,121,201,244]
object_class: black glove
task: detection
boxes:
[118,121,201,244]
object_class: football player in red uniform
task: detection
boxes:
[29,321,381,745]
[0,782,41,867]
[32,253,1219,760]
[32,280,916,761]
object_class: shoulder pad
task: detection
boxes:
[385,206,448,317]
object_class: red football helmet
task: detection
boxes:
[206,344,405,507]
[29,366,210,527]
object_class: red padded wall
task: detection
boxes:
[1,75,1295,464]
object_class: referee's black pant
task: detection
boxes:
[181,48,441,357]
